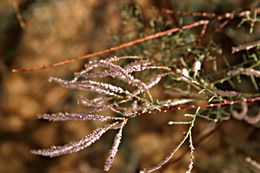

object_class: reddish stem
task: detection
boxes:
[161,7,260,20]
[134,97,260,117]
[12,20,209,73]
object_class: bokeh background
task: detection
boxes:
[1,0,260,173]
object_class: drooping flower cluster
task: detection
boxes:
[32,56,193,171]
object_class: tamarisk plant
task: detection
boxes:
[31,55,193,172]
[25,6,260,173]
[31,55,260,172]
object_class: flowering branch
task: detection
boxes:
[31,56,260,172]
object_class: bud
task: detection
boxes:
[182,68,189,78]
[193,60,201,73]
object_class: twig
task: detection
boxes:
[132,97,260,118]
[232,40,260,54]
[161,7,260,20]
[10,0,26,29]
[159,123,221,172]
[11,20,209,73]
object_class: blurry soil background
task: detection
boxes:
[0,0,260,173]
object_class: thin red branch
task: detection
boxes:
[133,97,260,117]
[11,20,209,73]
[174,97,260,111]
[161,7,260,20]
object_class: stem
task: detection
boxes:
[12,20,209,73]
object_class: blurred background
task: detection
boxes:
[0,0,260,173]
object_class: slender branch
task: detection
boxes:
[161,7,260,20]
[11,20,209,73]
[159,123,221,172]
[232,40,260,54]
[132,97,260,117]
[11,0,26,29]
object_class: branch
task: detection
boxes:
[11,20,208,73]
[232,40,260,54]
[161,7,260,20]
